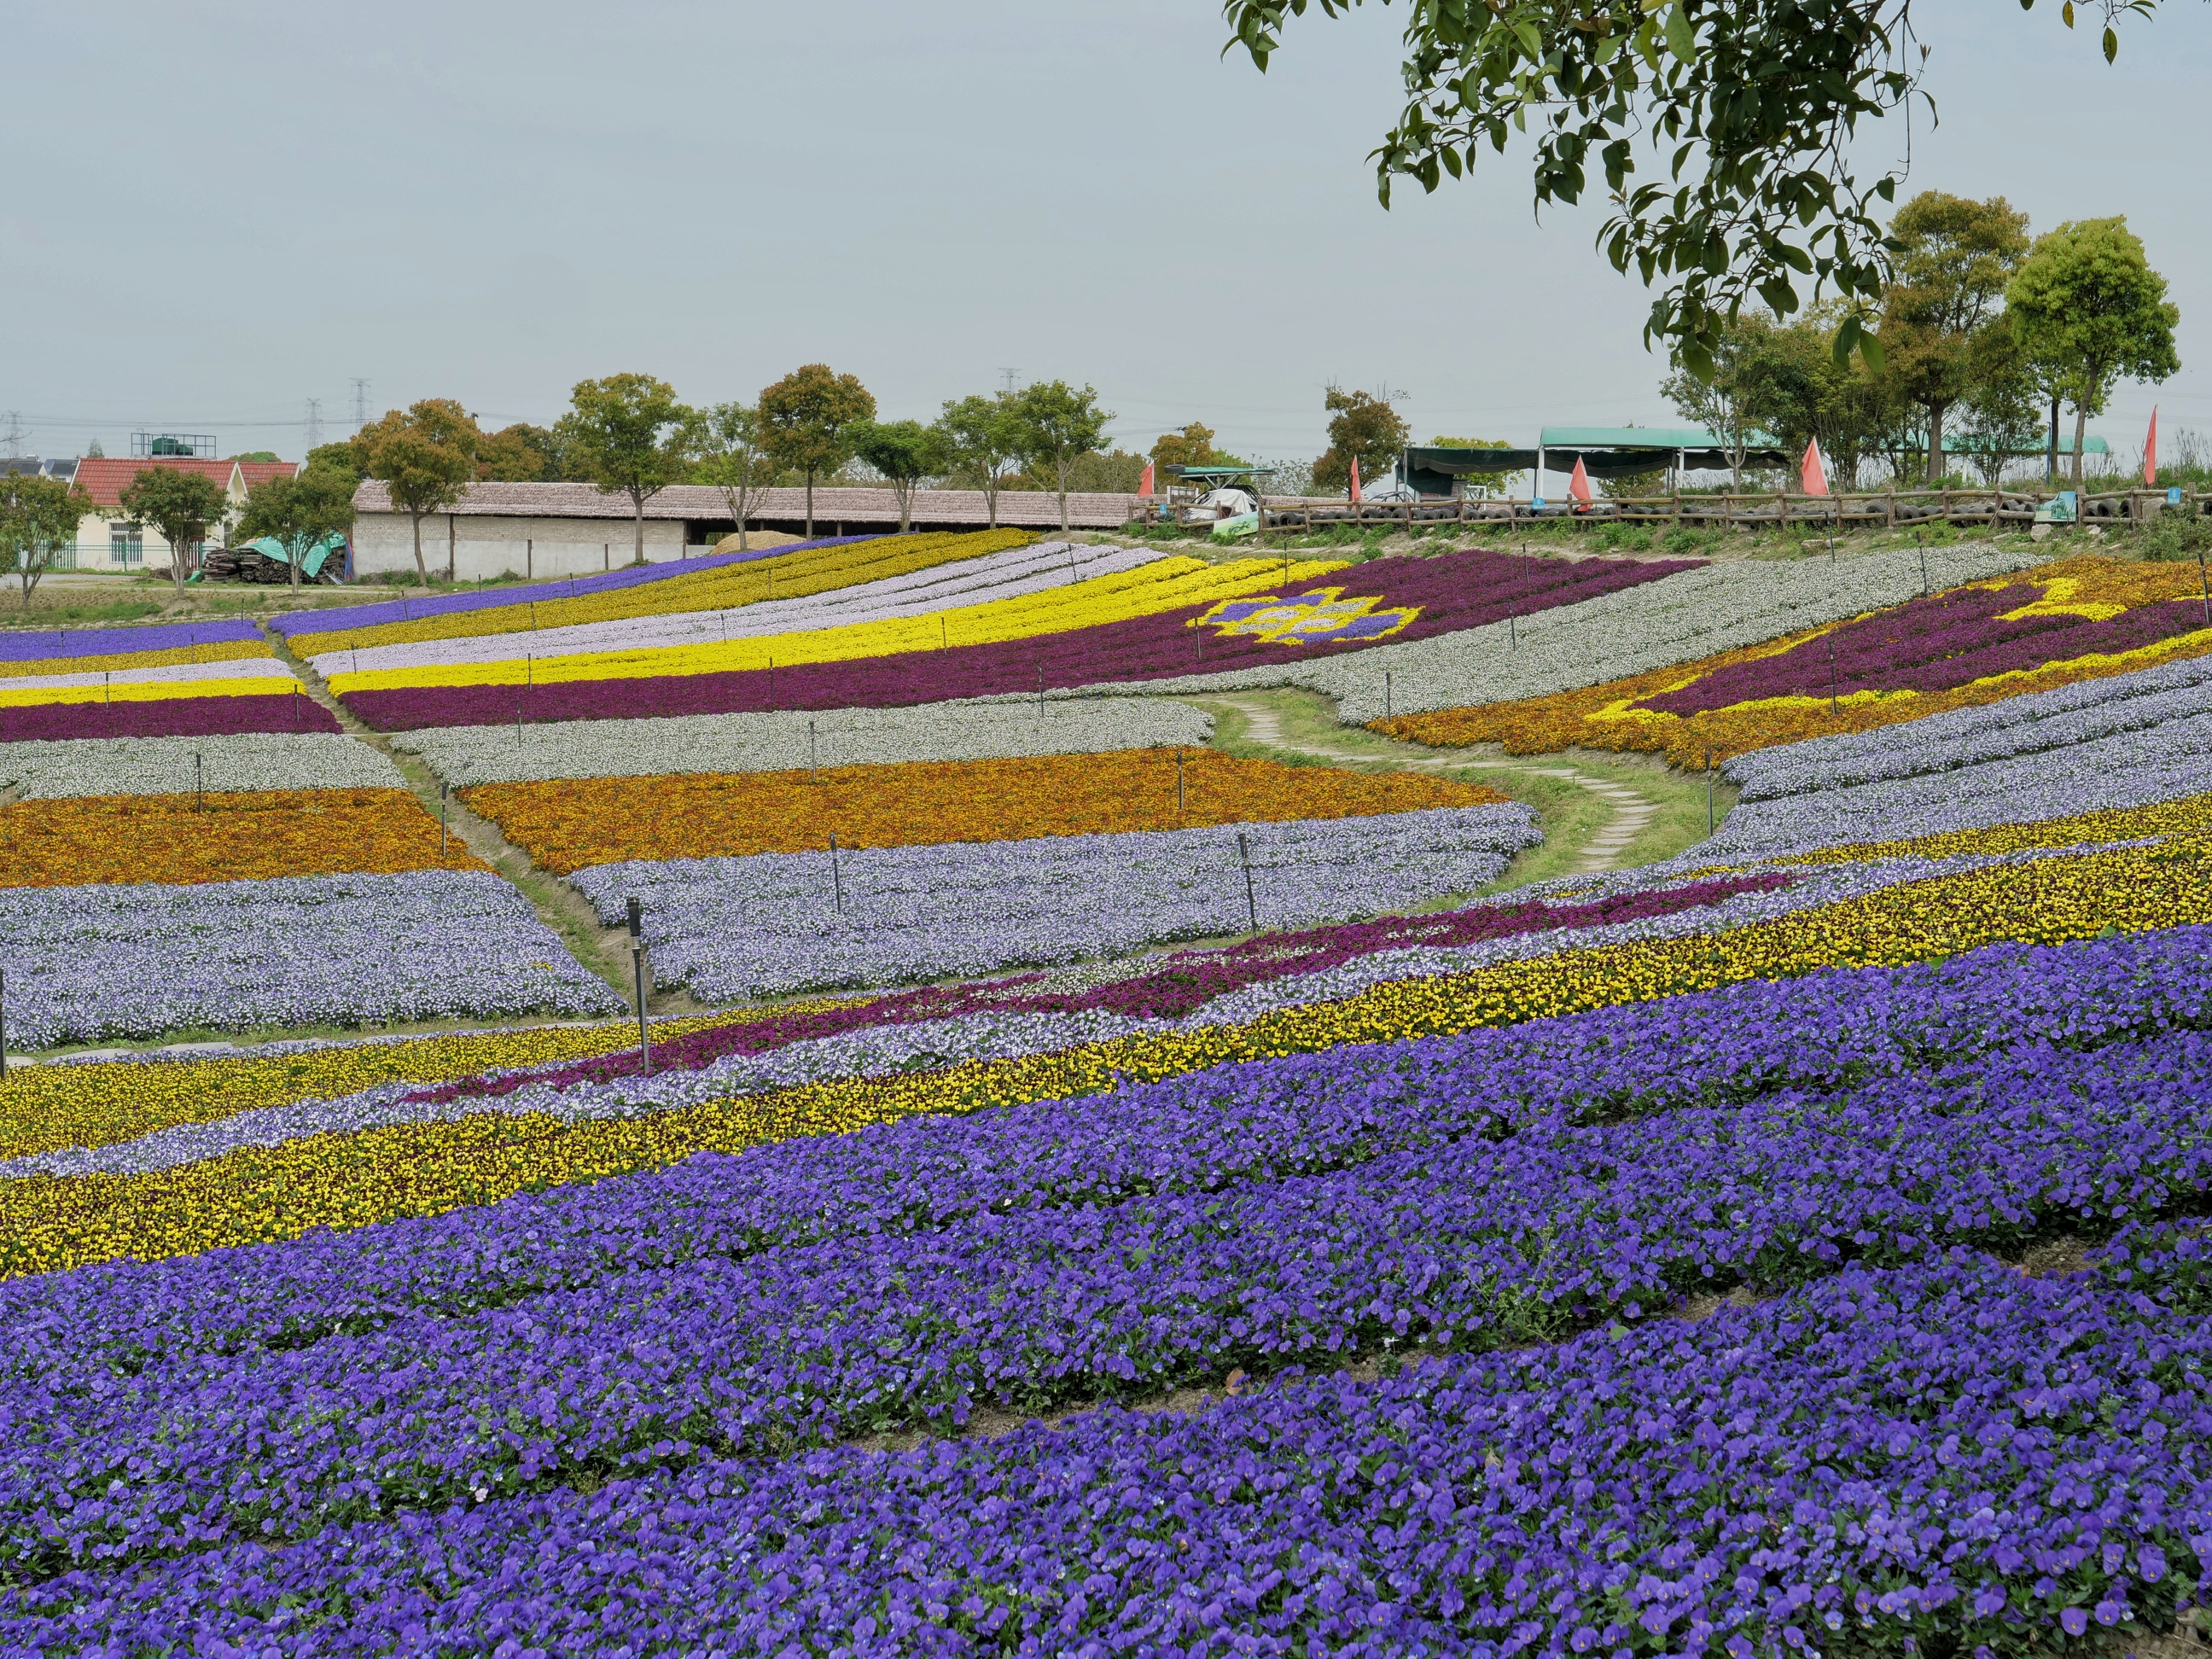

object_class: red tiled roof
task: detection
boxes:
[349,480,1144,528]
[236,461,299,489]
[72,457,237,509]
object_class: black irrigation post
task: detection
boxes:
[1237,831,1258,934]
[1508,613,1517,649]
[809,718,819,783]
[1037,667,1046,721]
[439,782,450,859]
[1826,637,1840,719]
[1384,671,1393,722]
[1917,531,1928,598]
[625,898,651,1076]
[194,751,204,812]
[1176,748,1186,818]
[2197,544,2209,629]
[829,833,845,913]
[1706,747,1714,835]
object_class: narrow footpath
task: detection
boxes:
[1209,695,1662,875]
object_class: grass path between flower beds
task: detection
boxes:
[1198,687,1732,880]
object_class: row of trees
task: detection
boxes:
[332,370,1128,583]
[1665,195,2180,494]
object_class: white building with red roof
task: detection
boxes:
[71,456,297,574]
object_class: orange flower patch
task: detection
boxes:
[1376,556,2212,766]
[0,789,487,888]
[465,748,1508,874]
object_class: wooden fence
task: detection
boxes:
[1132,486,2209,536]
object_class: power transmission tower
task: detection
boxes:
[0,411,24,458]
[1000,368,1020,394]
[350,378,371,430]
[304,399,323,451]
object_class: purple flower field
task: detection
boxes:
[10,925,2212,1654]
[0,617,261,664]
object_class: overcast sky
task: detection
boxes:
[4,1,2203,471]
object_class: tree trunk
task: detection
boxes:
[172,528,188,597]
[632,491,646,566]
[897,481,911,533]
[1924,401,1948,486]
[2071,403,2089,500]
[410,512,430,586]
[985,483,998,530]
[805,469,815,539]
[1057,464,1071,533]
[2046,397,2060,486]
[288,533,301,591]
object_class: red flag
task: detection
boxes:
[1349,456,1363,504]
[1568,457,1592,504]
[2145,406,2159,486]
[1801,439,1829,497]
[1138,461,1155,496]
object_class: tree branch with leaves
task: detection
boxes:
[0,475,93,609]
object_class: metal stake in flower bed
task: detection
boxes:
[2197,544,2209,629]
[1705,748,1714,835]
[194,751,204,812]
[439,782,450,859]
[625,897,651,1075]
[809,718,819,783]
[1826,637,1840,719]
[1037,667,1045,722]
[1384,671,1393,722]
[1176,748,1186,818]
[828,833,845,913]
[1916,531,1927,597]
[1508,613,1516,649]
[1237,831,1258,933]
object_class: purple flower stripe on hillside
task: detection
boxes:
[15,927,2212,1577]
[0,695,341,743]
[269,535,875,637]
[405,872,1790,1103]
[17,922,2209,1381]
[341,549,1700,729]
[0,617,260,664]
[1644,581,2209,714]
[6,1254,2200,1658]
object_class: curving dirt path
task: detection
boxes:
[1209,695,1662,875]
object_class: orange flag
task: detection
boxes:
[1138,461,1155,496]
[1801,439,1829,497]
[1568,457,1593,504]
[2145,407,2159,486]
[1349,456,1363,504]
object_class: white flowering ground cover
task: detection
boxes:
[1004,544,2039,723]
[389,696,1215,785]
[1703,659,2212,855]
[308,541,1160,678]
[569,804,1543,998]
[0,657,292,693]
[1728,649,2212,800]
[4,842,2082,1179]
[0,732,406,799]
[0,870,621,1048]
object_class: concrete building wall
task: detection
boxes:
[352,513,691,581]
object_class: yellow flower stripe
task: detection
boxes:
[0,639,270,681]
[0,674,296,709]
[291,531,1032,656]
[1377,556,2212,766]
[0,1004,853,1167]
[6,838,2202,1279]
[325,556,1350,695]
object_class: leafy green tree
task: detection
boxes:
[236,470,355,591]
[558,375,695,565]
[117,467,230,594]
[1874,192,2030,482]
[1221,0,2169,373]
[1312,387,1409,496]
[0,474,92,608]
[1008,381,1115,532]
[1661,319,1766,487]
[694,403,776,551]
[233,451,281,464]
[360,399,481,585]
[303,439,365,495]
[847,419,952,533]
[1953,328,2045,489]
[934,393,1026,528]
[1732,306,1897,486]
[1150,422,1252,477]
[760,364,876,538]
[2005,216,2181,496]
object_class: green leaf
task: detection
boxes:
[2103,24,2118,59]
[1663,3,1695,60]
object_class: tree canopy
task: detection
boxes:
[359,399,481,585]
[117,468,230,595]
[760,364,876,538]
[1006,381,1115,532]
[934,393,1026,529]
[848,420,952,533]
[561,374,696,564]
[236,470,354,591]
[1313,387,1408,495]
[1877,192,2030,482]
[1221,0,2170,374]
[694,403,775,551]
[2005,216,2180,492]
[0,474,91,608]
